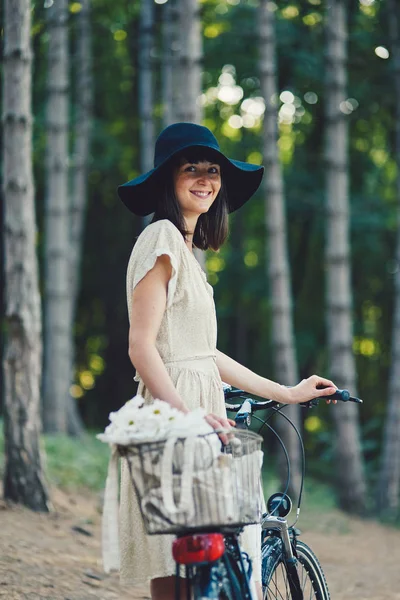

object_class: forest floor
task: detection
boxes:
[0,486,399,600]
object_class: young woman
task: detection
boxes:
[117,122,336,600]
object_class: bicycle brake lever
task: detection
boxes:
[300,398,320,409]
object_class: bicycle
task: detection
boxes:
[224,385,363,600]
[121,386,362,600]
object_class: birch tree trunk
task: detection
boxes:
[2,0,50,511]
[174,0,205,265]
[259,0,302,495]
[325,0,366,512]
[42,0,70,433]
[162,0,178,127]
[138,0,155,230]
[67,0,93,435]
[376,0,400,517]
[176,0,202,124]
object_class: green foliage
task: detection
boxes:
[43,433,110,491]
[0,423,110,492]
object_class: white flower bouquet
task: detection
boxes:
[97,395,214,446]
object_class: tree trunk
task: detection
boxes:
[161,0,178,127]
[324,0,367,513]
[174,0,205,265]
[42,0,70,433]
[138,0,155,230]
[376,0,400,518]
[67,0,93,436]
[176,0,202,124]
[259,0,302,496]
[2,0,51,511]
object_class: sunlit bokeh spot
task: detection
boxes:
[340,100,355,115]
[218,85,243,105]
[208,272,219,285]
[89,354,105,375]
[219,72,235,86]
[154,0,168,4]
[278,136,293,151]
[267,1,278,11]
[221,120,242,141]
[305,416,322,433]
[242,114,257,128]
[360,0,375,5]
[114,30,127,42]
[279,103,296,124]
[304,91,318,104]
[353,337,380,357]
[70,2,82,13]
[241,97,265,117]
[280,90,294,104]
[207,255,226,272]
[354,138,369,152]
[375,46,389,59]
[216,3,229,14]
[244,251,258,267]
[70,384,84,399]
[303,12,322,26]
[281,5,299,18]
[79,370,95,390]
[228,115,243,129]
[247,151,263,165]
[204,23,228,38]
[370,148,388,167]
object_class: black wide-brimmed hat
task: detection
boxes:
[117,122,264,216]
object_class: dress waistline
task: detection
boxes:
[134,354,218,383]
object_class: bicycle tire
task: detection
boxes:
[262,538,330,600]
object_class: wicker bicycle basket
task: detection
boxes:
[118,429,263,535]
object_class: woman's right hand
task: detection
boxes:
[205,413,235,444]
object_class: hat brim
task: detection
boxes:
[117,143,264,216]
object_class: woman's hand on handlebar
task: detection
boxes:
[286,375,337,405]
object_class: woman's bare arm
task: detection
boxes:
[129,255,189,413]
[216,349,336,404]
[129,257,234,430]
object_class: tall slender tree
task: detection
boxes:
[324,0,366,512]
[2,0,50,510]
[138,0,155,229]
[259,0,302,494]
[174,0,205,265]
[67,0,93,435]
[42,0,71,433]
[175,0,202,124]
[377,0,400,517]
[161,0,178,128]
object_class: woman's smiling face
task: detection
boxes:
[173,157,222,219]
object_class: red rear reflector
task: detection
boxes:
[172,533,225,565]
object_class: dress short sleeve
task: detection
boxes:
[126,220,182,315]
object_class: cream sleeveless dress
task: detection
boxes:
[119,219,261,586]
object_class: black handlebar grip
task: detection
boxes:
[301,388,362,408]
[326,389,350,402]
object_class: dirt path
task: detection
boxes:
[0,488,399,599]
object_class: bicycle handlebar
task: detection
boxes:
[224,385,363,412]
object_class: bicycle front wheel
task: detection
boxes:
[262,538,330,600]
